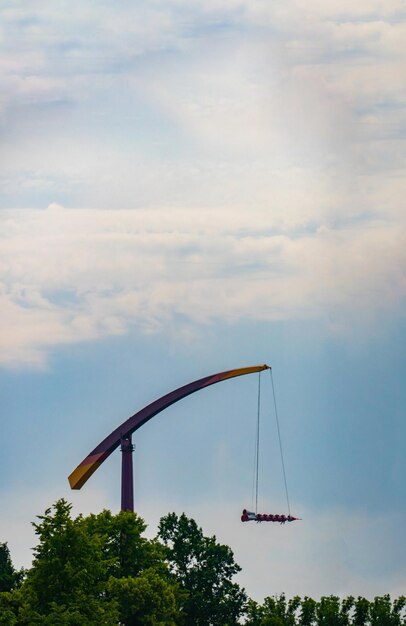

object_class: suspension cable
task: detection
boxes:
[254,372,261,514]
[251,398,258,512]
[270,369,291,516]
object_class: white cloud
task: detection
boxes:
[0,204,404,367]
[0,0,405,366]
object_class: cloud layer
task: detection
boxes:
[1,0,405,367]
[1,202,404,367]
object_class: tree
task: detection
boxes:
[353,597,370,626]
[370,595,406,626]
[108,568,181,625]
[245,594,301,626]
[315,596,355,626]
[81,507,167,579]
[0,543,23,593]
[158,512,247,625]
[2,500,406,626]
[299,596,317,626]
[80,507,182,624]
[6,499,181,625]
[19,499,119,624]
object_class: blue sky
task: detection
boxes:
[0,0,405,601]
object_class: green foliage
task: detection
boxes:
[82,508,165,579]
[315,596,354,626]
[158,512,247,625]
[0,501,405,626]
[353,597,371,626]
[0,591,18,626]
[369,595,406,626]
[1,500,180,625]
[245,594,301,626]
[0,544,23,593]
[245,595,406,626]
[299,597,318,626]
[107,568,180,625]
[15,500,120,624]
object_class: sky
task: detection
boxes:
[0,0,405,602]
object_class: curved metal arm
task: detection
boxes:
[68,364,270,490]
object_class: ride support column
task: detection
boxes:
[120,434,134,512]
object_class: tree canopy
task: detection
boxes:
[0,543,23,594]
[158,512,246,625]
[244,594,406,626]
[0,500,179,625]
[0,501,404,626]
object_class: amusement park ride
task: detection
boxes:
[68,364,300,524]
